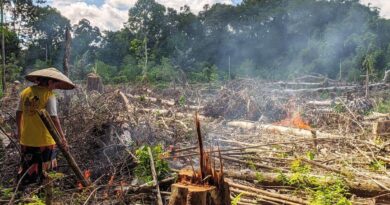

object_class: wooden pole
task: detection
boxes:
[195,112,205,181]
[38,109,91,187]
[148,147,163,205]
[1,0,5,93]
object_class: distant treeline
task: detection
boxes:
[2,0,390,85]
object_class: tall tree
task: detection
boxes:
[25,6,70,69]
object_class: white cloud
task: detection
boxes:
[360,0,390,18]
[52,0,234,31]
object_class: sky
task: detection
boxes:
[49,0,390,32]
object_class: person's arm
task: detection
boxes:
[51,116,68,148]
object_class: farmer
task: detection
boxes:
[16,67,75,185]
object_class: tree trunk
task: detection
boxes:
[63,26,71,77]
[87,73,103,93]
[1,0,5,93]
[63,26,71,115]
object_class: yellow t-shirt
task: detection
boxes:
[20,85,56,147]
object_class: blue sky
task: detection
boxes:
[49,0,388,31]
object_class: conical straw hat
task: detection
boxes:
[25,67,75,90]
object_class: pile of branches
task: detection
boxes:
[0,84,196,204]
[203,79,287,122]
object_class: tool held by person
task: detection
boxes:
[38,109,91,187]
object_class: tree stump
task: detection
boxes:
[373,120,390,137]
[87,73,103,93]
[168,169,231,205]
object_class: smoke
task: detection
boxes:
[209,1,378,80]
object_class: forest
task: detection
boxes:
[0,0,389,89]
[2,0,390,204]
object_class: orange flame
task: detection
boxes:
[275,112,311,130]
[77,169,91,189]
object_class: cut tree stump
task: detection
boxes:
[373,120,390,137]
[169,170,231,205]
[169,113,231,205]
[87,73,104,93]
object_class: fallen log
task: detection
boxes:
[224,169,389,197]
[227,121,341,139]
[273,83,390,95]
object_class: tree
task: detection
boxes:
[25,6,70,69]
[71,19,102,63]
[362,52,375,97]
[127,0,167,59]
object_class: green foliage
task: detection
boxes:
[147,58,177,83]
[277,159,351,205]
[0,186,13,199]
[319,91,330,100]
[25,195,45,205]
[369,160,386,172]
[33,59,50,70]
[95,60,118,83]
[247,160,256,170]
[6,54,22,82]
[231,193,244,205]
[255,172,264,183]
[306,151,315,160]
[47,171,65,180]
[178,95,186,107]
[134,145,171,183]
[310,181,352,205]
[374,99,390,113]
[139,95,146,102]
[333,103,346,113]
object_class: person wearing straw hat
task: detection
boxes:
[15,67,75,185]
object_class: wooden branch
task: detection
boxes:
[230,188,302,205]
[220,155,284,171]
[225,169,388,197]
[38,110,91,187]
[228,181,308,205]
[300,157,348,176]
[147,147,163,205]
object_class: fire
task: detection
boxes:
[275,112,311,130]
[77,169,91,189]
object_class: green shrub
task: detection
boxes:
[374,99,390,113]
[277,159,352,205]
[134,145,171,183]
[112,75,128,84]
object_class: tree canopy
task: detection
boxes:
[3,0,390,84]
